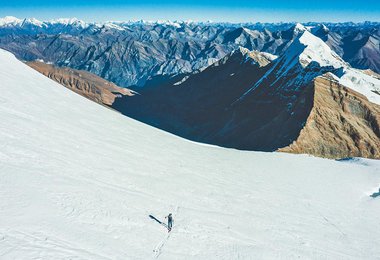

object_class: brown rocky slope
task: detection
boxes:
[26,61,135,106]
[278,73,380,159]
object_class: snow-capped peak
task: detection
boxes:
[276,29,346,72]
[297,30,346,68]
[103,22,125,31]
[22,18,45,27]
[320,24,329,32]
[0,16,89,29]
[278,30,380,105]
[238,29,380,104]
[49,18,87,27]
[0,16,22,26]
[310,23,330,37]
[155,20,182,28]
[294,23,308,33]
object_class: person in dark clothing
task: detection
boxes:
[165,213,173,232]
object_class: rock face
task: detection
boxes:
[279,75,380,159]
[26,61,134,106]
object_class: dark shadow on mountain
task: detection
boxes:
[112,53,319,152]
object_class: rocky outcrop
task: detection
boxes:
[27,61,134,106]
[279,74,380,159]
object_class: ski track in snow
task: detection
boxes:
[0,49,380,259]
[153,232,170,259]
[152,206,179,259]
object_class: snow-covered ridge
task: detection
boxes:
[297,30,347,68]
[0,16,88,28]
[294,22,308,33]
[0,16,220,31]
[271,30,380,104]
[23,18,45,27]
[0,16,22,26]
[237,29,380,105]
[98,22,125,31]
[296,31,380,105]
[275,29,346,71]
[49,18,87,27]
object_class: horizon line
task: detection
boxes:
[2,16,380,25]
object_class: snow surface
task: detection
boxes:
[0,49,380,259]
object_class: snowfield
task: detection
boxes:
[0,49,380,259]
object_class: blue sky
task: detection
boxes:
[1,0,379,22]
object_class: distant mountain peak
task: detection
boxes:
[21,18,45,27]
[320,23,329,32]
[294,23,308,33]
[0,16,22,26]
[294,30,346,68]
[49,18,87,27]
[310,23,330,41]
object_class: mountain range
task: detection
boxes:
[1,17,379,88]
[1,17,379,159]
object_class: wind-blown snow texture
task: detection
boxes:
[0,49,380,259]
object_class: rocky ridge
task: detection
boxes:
[27,61,135,106]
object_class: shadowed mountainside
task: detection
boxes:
[112,47,315,152]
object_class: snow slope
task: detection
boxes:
[0,49,380,259]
